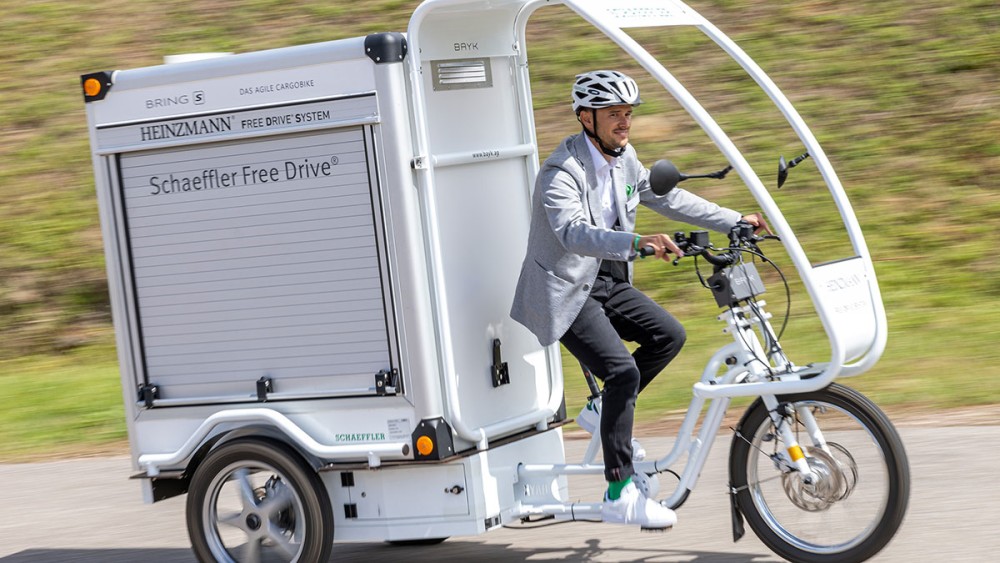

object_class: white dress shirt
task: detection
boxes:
[585,138,620,230]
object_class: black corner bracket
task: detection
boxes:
[364,32,407,64]
[80,71,113,102]
[411,417,455,461]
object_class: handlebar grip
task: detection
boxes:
[638,245,655,258]
[701,249,736,267]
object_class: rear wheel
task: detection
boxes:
[186,438,333,563]
[729,383,909,563]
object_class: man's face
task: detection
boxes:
[582,104,633,149]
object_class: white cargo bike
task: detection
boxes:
[81,1,909,562]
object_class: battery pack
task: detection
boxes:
[708,262,766,308]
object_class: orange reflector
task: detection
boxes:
[788,445,805,462]
[416,436,434,456]
[83,77,102,97]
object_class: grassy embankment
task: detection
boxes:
[1,1,997,459]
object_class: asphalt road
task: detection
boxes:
[2,425,998,562]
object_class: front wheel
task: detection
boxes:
[729,383,909,563]
[186,438,333,563]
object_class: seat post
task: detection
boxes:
[581,363,602,401]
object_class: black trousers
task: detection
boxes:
[560,269,686,482]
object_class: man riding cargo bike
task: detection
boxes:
[511,69,771,529]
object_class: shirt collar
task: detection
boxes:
[585,136,617,174]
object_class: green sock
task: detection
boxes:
[607,477,632,501]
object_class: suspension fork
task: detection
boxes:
[795,404,833,456]
[760,394,819,483]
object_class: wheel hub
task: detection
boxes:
[781,446,855,511]
[245,513,262,531]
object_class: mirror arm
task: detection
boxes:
[680,164,733,181]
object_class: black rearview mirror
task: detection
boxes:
[777,155,789,189]
[777,151,810,189]
[650,159,681,196]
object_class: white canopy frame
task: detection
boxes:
[407,0,887,424]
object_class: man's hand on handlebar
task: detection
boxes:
[636,215,773,263]
[741,212,773,236]
[636,234,684,261]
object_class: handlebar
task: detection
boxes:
[689,246,738,267]
[636,221,779,265]
[672,221,780,268]
[663,222,790,338]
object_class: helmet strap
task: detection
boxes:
[580,109,625,158]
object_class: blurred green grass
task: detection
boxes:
[1,0,998,459]
[0,344,124,460]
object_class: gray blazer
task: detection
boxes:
[510,132,743,346]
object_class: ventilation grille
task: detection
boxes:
[431,59,492,91]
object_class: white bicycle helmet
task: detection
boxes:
[572,70,642,113]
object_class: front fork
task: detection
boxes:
[731,303,829,482]
[759,394,825,483]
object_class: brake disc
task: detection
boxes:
[780,446,854,511]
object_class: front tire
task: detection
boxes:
[186,438,333,563]
[729,383,909,563]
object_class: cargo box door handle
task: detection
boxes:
[375,369,400,396]
[491,339,510,388]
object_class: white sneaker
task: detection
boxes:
[576,401,601,433]
[576,402,646,461]
[601,482,677,530]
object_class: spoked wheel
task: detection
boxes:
[186,439,333,563]
[729,383,909,563]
